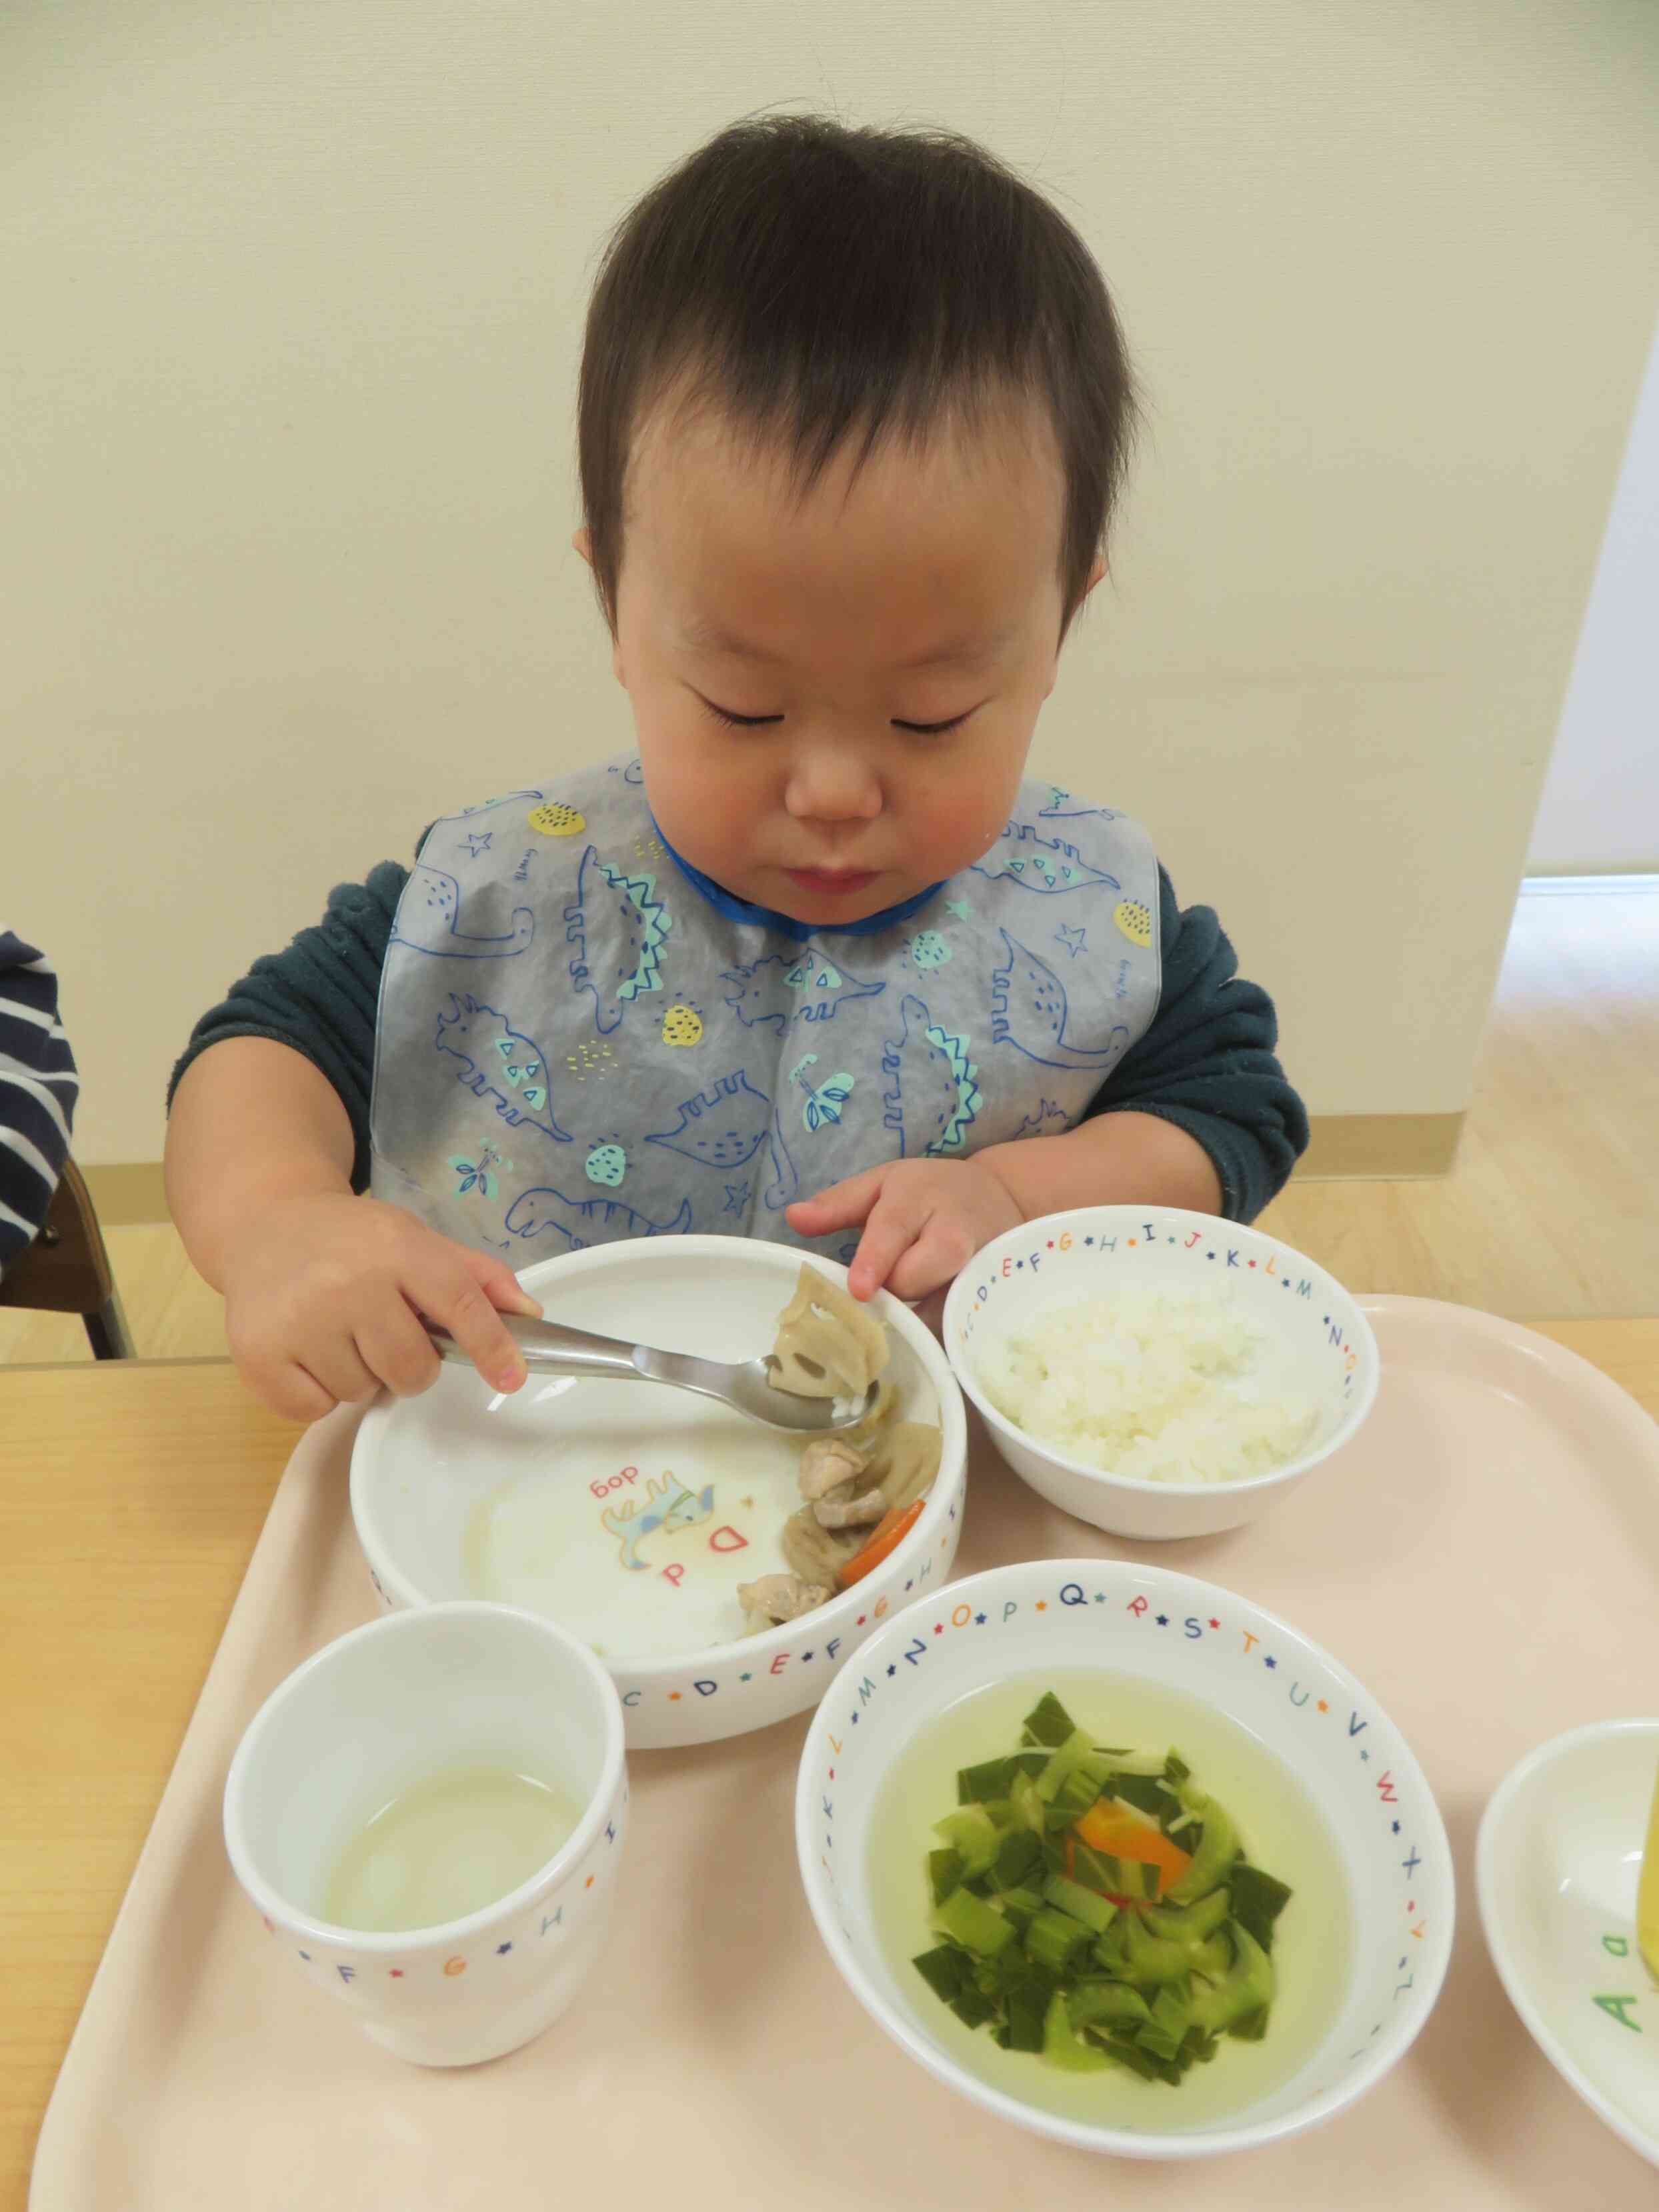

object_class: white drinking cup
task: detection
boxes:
[223,1601,627,2066]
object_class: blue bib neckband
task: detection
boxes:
[652,819,942,942]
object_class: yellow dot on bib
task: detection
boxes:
[1113,898,1153,949]
[527,801,585,836]
[661,1004,703,1047]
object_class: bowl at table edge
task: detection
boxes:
[349,1237,968,1749]
[796,1555,1454,2159]
[942,1205,1380,1540]
[1476,1718,1659,2171]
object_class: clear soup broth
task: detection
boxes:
[868,1671,1354,2131]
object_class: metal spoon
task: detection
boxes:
[421,1312,882,1435]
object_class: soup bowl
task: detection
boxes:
[795,1556,1452,2158]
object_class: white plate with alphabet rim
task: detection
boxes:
[1477,1717,1659,2171]
[349,1236,967,1749]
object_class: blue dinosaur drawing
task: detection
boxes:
[460,789,541,816]
[433,994,571,1142]
[600,1471,715,1572]
[970,820,1120,897]
[645,1071,774,1169]
[880,994,982,1157]
[760,1112,799,1211]
[990,931,1132,1072]
[1037,785,1118,823]
[721,951,886,1031]
[643,1071,799,1211]
[564,845,671,1035]
[503,1185,693,1250]
[393,865,535,959]
[1012,1098,1070,1139]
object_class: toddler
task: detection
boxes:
[165,117,1308,1421]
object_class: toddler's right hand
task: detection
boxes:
[218,1192,543,1421]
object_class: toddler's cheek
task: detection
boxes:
[922,789,1012,873]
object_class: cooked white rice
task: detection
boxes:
[978,1285,1319,1485]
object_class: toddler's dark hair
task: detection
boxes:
[577,115,1137,638]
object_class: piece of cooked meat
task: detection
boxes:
[813,1484,888,1529]
[738,1573,832,1628]
[798,1434,869,1502]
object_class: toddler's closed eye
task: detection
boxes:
[892,710,976,735]
[702,699,783,729]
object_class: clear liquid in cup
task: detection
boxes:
[321,1763,581,1934]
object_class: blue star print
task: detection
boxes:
[464,831,493,857]
[723,1181,749,1215]
[1055,923,1087,957]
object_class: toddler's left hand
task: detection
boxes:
[785,1158,1024,1303]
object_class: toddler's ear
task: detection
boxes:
[572,528,626,682]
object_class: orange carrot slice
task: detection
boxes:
[836,1499,925,1589]
[1072,1802,1193,1896]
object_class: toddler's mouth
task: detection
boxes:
[785,867,882,898]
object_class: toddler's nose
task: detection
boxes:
[783,739,884,825]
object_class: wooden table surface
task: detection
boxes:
[4,1321,1657,2207]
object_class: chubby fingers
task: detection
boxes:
[229,1309,374,1423]
[251,1358,341,1425]
[412,1249,539,1393]
[463,1247,545,1321]
[352,1297,445,1400]
[880,1214,978,1304]
[839,1178,950,1301]
[785,1166,889,1239]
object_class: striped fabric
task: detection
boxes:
[0,930,79,1275]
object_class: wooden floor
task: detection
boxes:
[3,881,1654,1367]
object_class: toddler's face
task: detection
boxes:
[596,395,1088,926]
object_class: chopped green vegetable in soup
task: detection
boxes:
[908,1689,1292,2087]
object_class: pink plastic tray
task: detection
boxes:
[31,1299,1659,2206]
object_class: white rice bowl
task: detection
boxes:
[944,1206,1379,1541]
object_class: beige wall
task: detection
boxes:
[5,1,1656,1166]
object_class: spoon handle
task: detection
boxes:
[423,1313,646,1383]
